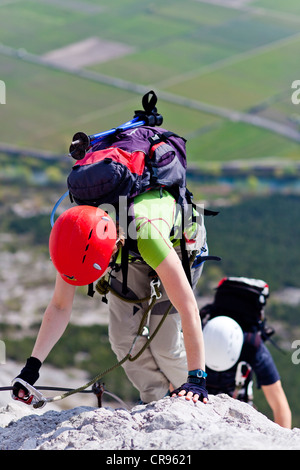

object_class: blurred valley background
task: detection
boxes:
[1,0,300,425]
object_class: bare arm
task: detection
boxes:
[15,274,76,399]
[31,273,76,362]
[262,380,292,429]
[155,247,207,402]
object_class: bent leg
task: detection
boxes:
[108,262,170,402]
[149,308,187,389]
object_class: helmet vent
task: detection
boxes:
[82,241,91,264]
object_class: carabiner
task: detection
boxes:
[149,278,162,302]
[235,362,251,387]
[11,378,47,408]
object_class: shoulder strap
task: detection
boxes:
[121,240,130,295]
[180,235,192,286]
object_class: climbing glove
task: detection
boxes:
[12,356,42,397]
[170,376,208,402]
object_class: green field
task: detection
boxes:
[254,0,300,15]
[0,0,299,163]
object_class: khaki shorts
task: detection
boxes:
[107,214,207,403]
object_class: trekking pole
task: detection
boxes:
[50,116,147,224]
[51,90,163,224]
[68,90,163,160]
[69,117,146,160]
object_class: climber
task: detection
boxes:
[201,315,292,428]
[12,192,209,406]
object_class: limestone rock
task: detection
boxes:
[0,395,299,450]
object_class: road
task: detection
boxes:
[0,41,300,144]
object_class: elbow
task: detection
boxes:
[50,299,73,315]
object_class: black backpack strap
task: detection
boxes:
[134,90,163,126]
[160,130,186,142]
[121,240,129,295]
[180,236,192,287]
[87,283,95,297]
[204,208,219,217]
[177,200,193,286]
[184,187,219,219]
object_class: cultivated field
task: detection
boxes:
[0,0,299,164]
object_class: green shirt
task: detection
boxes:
[113,189,201,270]
[131,189,179,269]
[125,189,199,270]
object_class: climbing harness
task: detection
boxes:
[232,361,253,405]
[96,275,171,361]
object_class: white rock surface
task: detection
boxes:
[0,395,299,450]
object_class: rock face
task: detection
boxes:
[0,395,299,450]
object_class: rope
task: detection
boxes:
[95,278,152,304]
[31,282,171,408]
[1,384,130,410]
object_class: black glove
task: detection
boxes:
[171,376,208,402]
[12,356,42,398]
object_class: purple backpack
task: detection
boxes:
[67,125,188,209]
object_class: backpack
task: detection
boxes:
[201,277,275,405]
[67,125,189,212]
[67,90,187,211]
[200,276,274,340]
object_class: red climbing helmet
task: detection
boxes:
[49,205,117,286]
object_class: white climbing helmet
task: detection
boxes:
[203,316,244,371]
